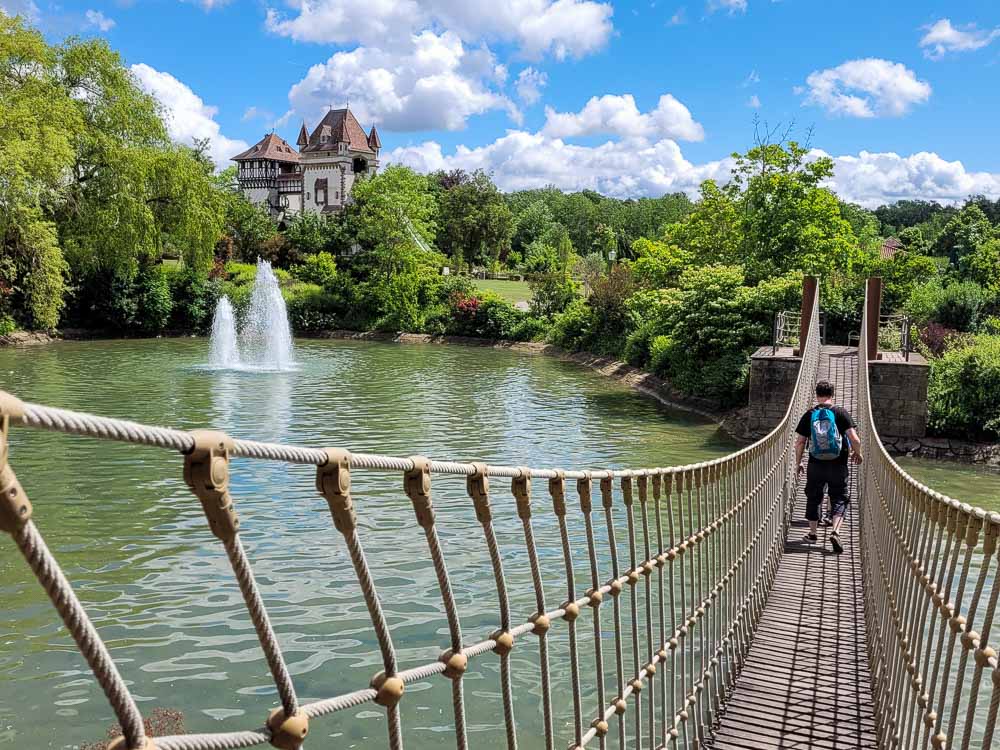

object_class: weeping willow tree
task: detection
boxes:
[0,15,225,330]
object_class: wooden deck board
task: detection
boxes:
[708,345,877,749]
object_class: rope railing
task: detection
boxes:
[0,293,821,750]
[858,284,1000,750]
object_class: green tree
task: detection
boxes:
[932,204,996,265]
[962,237,1000,294]
[629,238,692,289]
[0,16,81,329]
[730,140,859,279]
[435,170,513,270]
[350,165,438,273]
[511,199,556,257]
[663,180,742,266]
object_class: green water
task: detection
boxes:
[0,339,737,749]
[896,457,1000,513]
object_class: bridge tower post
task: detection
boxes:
[795,276,818,355]
[865,277,883,361]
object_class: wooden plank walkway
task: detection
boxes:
[709,346,877,749]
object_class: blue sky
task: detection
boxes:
[6,0,1000,206]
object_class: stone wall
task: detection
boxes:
[868,355,929,438]
[746,347,801,438]
[881,436,1000,467]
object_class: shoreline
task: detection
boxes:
[7,328,1000,467]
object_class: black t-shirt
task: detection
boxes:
[795,404,856,464]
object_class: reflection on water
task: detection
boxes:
[0,338,742,749]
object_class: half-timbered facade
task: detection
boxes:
[232,107,381,222]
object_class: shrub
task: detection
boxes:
[904,281,944,326]
[917,323,966,357]
[928,335,1000,440]
[133,265,173,334]
[905,280,991,332]
[445,293,534,340]
[529,272,579,319]
[285,284,341,332]
[548,299,595,350]
[935,282,989,332]
[0,314,16,336]
[167,268,219,333]
[291,252,338,288]
[981,316,1000,336]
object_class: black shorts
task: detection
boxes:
[804,460,850,521]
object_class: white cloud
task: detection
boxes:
[667,7,686,25]
[0,0,39,20]
[707,0,746,14]
[84,9,115,31]
[802,58,931,118]
[242,106,275,123]
[265,0,614,61]
[388,131,729,196]
[388,129,1000,208]
[747,94,760,108]
[286,31,514,132]
[823,150,1000,208]
[542,93,704,141]
[742,69,759,86]
[515,67,548,105]
[920,19,1000,60]
[130,63,249,169]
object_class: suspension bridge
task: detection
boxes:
[1,278,998,750]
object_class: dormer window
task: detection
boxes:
[321,134,329,143]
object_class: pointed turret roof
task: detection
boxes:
[232,133,301,163]
[368,124,381,150]
[301,107,374,154]
[297,122,309,148]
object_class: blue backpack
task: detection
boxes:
[809,407,843,460]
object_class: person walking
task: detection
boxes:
[793,380,863,554]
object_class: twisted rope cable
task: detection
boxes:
[222,535,299,717]
[13,521,147,749]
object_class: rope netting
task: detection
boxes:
[858,285,1000,750]
[0,296,822,750]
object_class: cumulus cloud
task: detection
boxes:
[286,31,514,132]
[801,58,931,118]
[920,19,1000,60]
[84,9,115,31]
[515,67,548,105]
[542,93,704,141]
[823,150,1000,208]
[265,0,614,60]
[388,131,729,196]
[387,128,1000,208]
[747,94,760,109]
[131,63,249,169]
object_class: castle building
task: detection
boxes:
[232,107,381,222]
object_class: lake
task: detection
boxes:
[0,338,740,749]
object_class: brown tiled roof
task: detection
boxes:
[880,237,904,260]
[302,108,374,155]
[368,125,381,150]
[232,133,301,163]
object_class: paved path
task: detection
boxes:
[709,346,877,749]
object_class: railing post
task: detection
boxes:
[795,276,818,356]
[865,277,882,361]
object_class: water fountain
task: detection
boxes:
[207,259,295,371]
[208,296,240,368]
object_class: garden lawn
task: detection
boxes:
[474,278,532,305]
